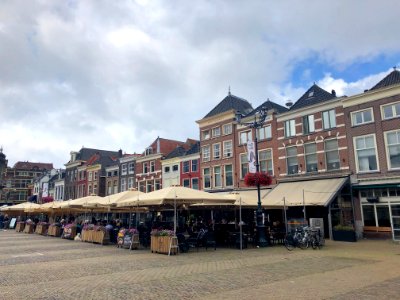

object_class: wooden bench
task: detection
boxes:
[363,226,392,232]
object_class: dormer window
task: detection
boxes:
[145,147,153,155]
[308,91,314,97]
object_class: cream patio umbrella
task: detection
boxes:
[83,189,145,209]
[0,202,41,212]
[117,186,236,234]
[58,195,104,210]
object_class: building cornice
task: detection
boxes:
[342,84,400,108]
[196,110,235,128]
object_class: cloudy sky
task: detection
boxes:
[1,0,400,168]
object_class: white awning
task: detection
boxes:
[265,177,348,207]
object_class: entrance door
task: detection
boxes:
[392,204,400,241]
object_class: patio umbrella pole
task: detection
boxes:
[174,192,177,235]
[283,197,288,234]
[239,197,242,251]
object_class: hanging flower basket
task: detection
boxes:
[244,172,272,187]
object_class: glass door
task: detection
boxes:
[391,204,400,241]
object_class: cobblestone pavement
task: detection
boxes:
[0,230,399,300]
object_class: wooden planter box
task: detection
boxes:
[48,225,62,237]
[35,224,49,235]
[151,236,177,255]
[82,229,94,242]
[15,223,25,232]
[23,223,35,234]
[92,230,110,245]
[332,230,356,242]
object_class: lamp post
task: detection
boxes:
[235,107,269,247]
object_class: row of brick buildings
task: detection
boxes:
[1,69,399,239]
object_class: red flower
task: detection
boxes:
[244,172,272,187]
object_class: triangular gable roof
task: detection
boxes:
[290,84,336,111]
[370,69,400,91]
[245,99,288,117]
[203,93,253,119]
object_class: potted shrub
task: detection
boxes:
[332,224,356,242]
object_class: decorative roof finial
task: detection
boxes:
[394,66,397,71]
[228,86,231,96]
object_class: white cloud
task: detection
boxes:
[1,0,400,167]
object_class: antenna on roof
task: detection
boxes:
[228,86,231,96]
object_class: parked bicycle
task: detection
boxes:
[284,227,308,251]
[310,229,323,250]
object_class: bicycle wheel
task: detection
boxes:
[299,239,309,250]
[311,238,318,250]
[284,236,295,251]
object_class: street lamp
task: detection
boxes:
[235,106,269,247]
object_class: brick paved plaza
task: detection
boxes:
[0,230,399,300]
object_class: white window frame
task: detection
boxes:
[88,171,93,181]
[202,145,210,162]
[381,101,400,120]
[224,164,233,187]
[202,130,210,140]
[223,123,232,135]
[183,161,190,173]
[121,164,127,175]
[354,134,379,173]
[351,108,374,126]
[259,149,273,175]
[322,109,336,130]
[212,127,221,138]
[128,177,134,189]
[325,139,340,171]
[203,168,211,189]
[150,160,155,172]
[284,119,296,138]
[143,162,148,174]
[213,166,222,187]
[258,125,272,140]
[213,143,221,160]
[240,153,248,179]
[128,162,134,174]
[304,143,318,173]
[183,178,190,188]
[384,129,400,170]
[121,178,127,192]
[303,115,315,134]
[191,159,198,172]
[286,146,298,175]
[239,130,252,145]
[223,140,233,158]
[191,178,199,190]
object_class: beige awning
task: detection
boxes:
[59,195,104,209]
[84,190,144,208]
[265,177,348,207]
[117,186,235,207]
[0,202,41,212]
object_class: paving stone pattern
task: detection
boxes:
[0,231,399,299]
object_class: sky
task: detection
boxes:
[1,0,400,168]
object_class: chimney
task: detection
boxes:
[118,149,123,157]
[331,89,336,97]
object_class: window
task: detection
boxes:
[128,177,134,189]
[202,130,210,140]
[107,171,112,177]
[385,130,400,169]
[223,124,232,135]
[304,143,318,172]
[155,180,161,190]
[239,130,252,144]
[164,166,170,173]
[214,166,222,187]
[192,178,199,190]
[355,135,378,172]
[172,164,178,172]
[183,161,190,173]
[93,184,97,195]
[225,165,233,187]
[259,149,273,175]
[303,115,315,134]
[150,161,155,172]
[362,205,375,226]
[128,162,134,174]
[284,119,296,138]
[203,168,211,189]
[352,108,373,126]
[240,154,248,179]
[113,180,118,194]
[113,170,118,176]
[382,102,400,120]
[322,109,336,129]
[191,159,198,172]
[145,147,153,155]
[286,146,298,175]
[325,139,340,171]
[212,127,221,137]
[121,178,126,192]
[139,182,145,192]
[146,181,153,192]
[258,125,272,140]
[88,172,93,181]
[94,171,97,180]
[143,162,148,174]
[121,164,127,175]
[107,181,112,195]
[223,140,233,157]
[213,143,221,159]
[202,146,210,162]
[183,179,190,188]
[88,184,92,195]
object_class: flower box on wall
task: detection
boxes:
[332,230,356,242]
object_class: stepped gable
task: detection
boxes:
[370,69,400,91]
[289,84,336,111]
[13,161,53,170]
[245,99,288,117]
[203,93,253,119]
